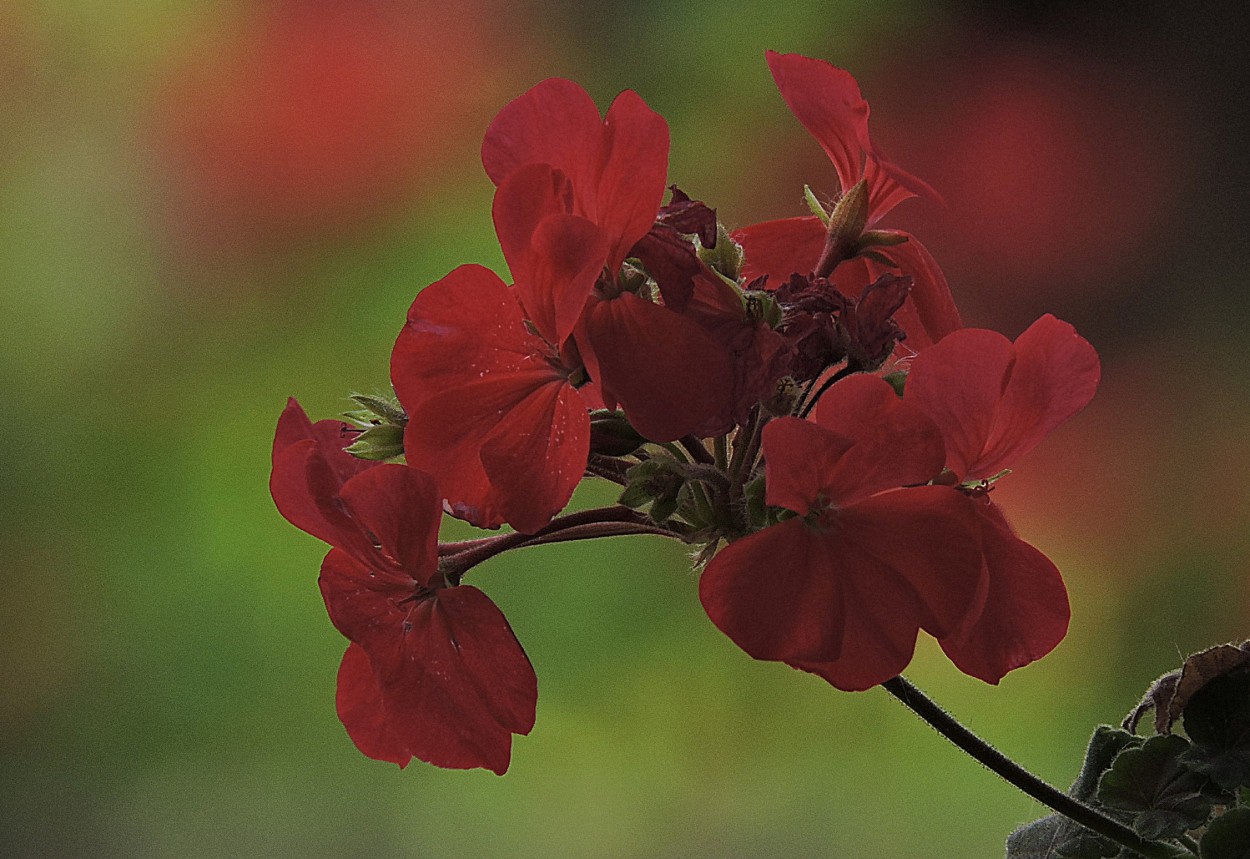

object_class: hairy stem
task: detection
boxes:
[881,676,1185,859]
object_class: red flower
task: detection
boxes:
[905,315,1100,682]
[270,399,537,773]
[392,164,606,533]
[734,51,961,352]
[699,375,984,690]
[481,78,735,441]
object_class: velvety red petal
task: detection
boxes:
[940,500,1070,684]
[481,78,602,190]
[700,518,846,663]
[734,215,827,285]
[793,486,984,690]
[392,264,541,413]
[832,487,984,642]
[977,314,1100,478]
[766,51,870,197]
[270,399,381,551]
[596,89,670,271]
[867,233,963,348]
[406,371,581,531]
[335,643,412,767]
[323,552,537,774]
[492,164,606,345]
[862,149,941,222]
[759,418,855,515]
[810,375,947,505]
[578,293,734,442]
[702,485,983,691]
[905,327,1015,480]
[273,397,317,463]
[270,441,380,563]
[336,464,441,584]
[522,213,609,346]
[480,379,591,535]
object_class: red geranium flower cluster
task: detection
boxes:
[272,51,1099,773]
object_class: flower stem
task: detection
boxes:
[881,676,1184,859]
[438,506,687,581]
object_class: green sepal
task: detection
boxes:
[619,458,685,523]
[1180,668,1250,791]
[1097,734,1224,840]
[697,223,744,282]
[1005,726,1141,859]
[857,229,909,248]
[1198,806,1250,859]
[803,185,830,225]
[883,371,907,397]
[343,423,406,461]
[347,391,407,426]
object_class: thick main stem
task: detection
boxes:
[881,676,1184,859]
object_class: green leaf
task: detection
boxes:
[1182,669,1250,791]
[1097,734,1221,840]
[1006,727,1141,859]
[1200,806,1250,859]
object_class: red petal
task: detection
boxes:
[392,264,538,412]
[867,233,962,348]
[766,51,870,198]
[760,417,855,515]
[272,397,317,463]
[406,372,584,532]
[523,213,608,346]
[977,314,1100,478]
[336,464,441,583]
[765,51,933,220]
[323,553,537,774]
[862,150,942,222]
[940,501,1070,684]
[701,485,984,691]
[480,380,591,534]
[335,643,412,767]
[810,375,947,505]
[907,316,1099,480]
[700,518,846,663]
[493,164,606,345]
[795,486,984,690]
[596,89,670,271]
[481,79,668,273]
[481,78,602,190]
[902,328,1015,480]
[578,293,734,442]
[734,215,827,285]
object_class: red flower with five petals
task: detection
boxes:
[699,375,984,690]
[392,163,606,533]
[481,78,735,441]
[270,399,537,773]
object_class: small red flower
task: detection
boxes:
[270,399,537,773]
[392,164,607,533]
[734,51,961,351]
[699,375,984,690]
[906,315,1101,682]
[481,78,735,441]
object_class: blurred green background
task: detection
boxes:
[4,1,1249,856]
